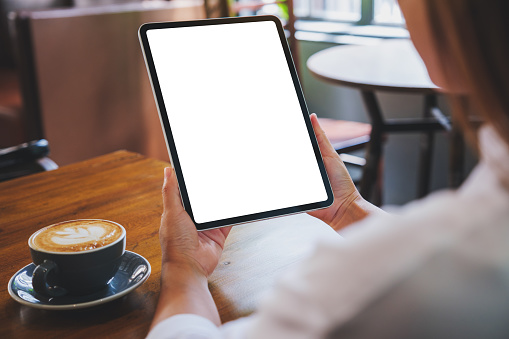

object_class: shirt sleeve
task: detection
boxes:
[146,314,254,339]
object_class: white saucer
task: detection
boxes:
[8,250,151,310]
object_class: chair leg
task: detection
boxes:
[417,95,437,198]
[449,124,465,188]
[360,129,383,206]
[371,154,383,207]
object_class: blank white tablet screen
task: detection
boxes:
[147,20,328,224]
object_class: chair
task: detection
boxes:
[0,139,58,182]
[9,0,206,166]
[316,117,371,167]
[0,1,74,148]
[0,68,26,147]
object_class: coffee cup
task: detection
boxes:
[28,219,126,297]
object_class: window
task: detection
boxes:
[373,0,404,24]
[294,0,404,25]
[229,0,406,31]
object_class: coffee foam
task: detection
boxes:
[30,220,124,253]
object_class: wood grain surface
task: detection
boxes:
[0,151,339,338]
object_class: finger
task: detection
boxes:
[162,166,183,212]
[310,113,339,158]
[220,225,232,239]
[200,225,232,247]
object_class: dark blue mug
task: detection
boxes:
[28,219,126,297]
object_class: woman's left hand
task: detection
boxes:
[150,167,231,329]
[159,167,231,277]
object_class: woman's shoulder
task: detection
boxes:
[326,185,509,339]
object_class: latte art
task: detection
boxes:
[30,220,124,253]
[52,226,107,245]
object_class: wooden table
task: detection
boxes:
[0,151,338,338]
[307,39,463,202]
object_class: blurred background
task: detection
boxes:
[0,0,477,205]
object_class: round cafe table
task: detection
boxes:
[307,39,463,202]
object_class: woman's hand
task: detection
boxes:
[150,167,231,329]
[160,167,231,277]
[307,113,380,230]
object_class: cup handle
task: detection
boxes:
[32,260,67,297]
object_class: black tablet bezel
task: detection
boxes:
[139,15,333,230]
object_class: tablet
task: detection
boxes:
[139,15,333,230]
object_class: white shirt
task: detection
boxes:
[147,126,509,339]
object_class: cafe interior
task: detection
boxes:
[0,0,477,204]
[0,0,480,337]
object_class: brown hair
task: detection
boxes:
[424,0,509,148]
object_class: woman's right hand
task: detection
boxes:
[307,113,380,230]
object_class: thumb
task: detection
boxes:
[310,113,337,158]
[162,166,183,212]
